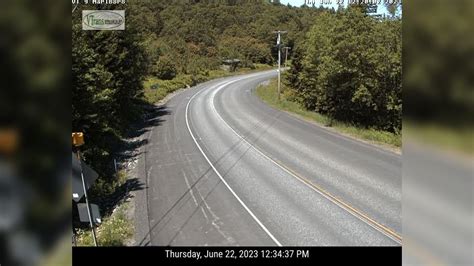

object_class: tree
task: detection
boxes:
[287,8,402,132]
[152,56,177,80]
[385,2,401,17]
[72,4,149,173]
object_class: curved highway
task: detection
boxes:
[135,70,401,246]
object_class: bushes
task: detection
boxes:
[76,202,132,246]
[144,74,195,103]
[144,65,274,104]
[287,7,402,132]
[218,36,273,66]
[151,56,177,80]
[256,79,401,148]
[72,15,149,175]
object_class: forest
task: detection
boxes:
[73,0,328,176]
[72,0,401,192]
[286,5,402,132]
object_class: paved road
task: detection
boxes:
[135,70,401,246]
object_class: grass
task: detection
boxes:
[76,201,133,246]
[255,79,401,149]
[89,169,128,200]
[144,64,273,104]
[76,170,133,246]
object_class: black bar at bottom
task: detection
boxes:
[73,246,401,265]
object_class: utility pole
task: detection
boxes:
[72,132,98,247]
[284,47,291,67]
[78,152,98,246]
[273,30,287,101]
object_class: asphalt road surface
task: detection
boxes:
[134,70,401,246]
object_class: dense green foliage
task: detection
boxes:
[144,64,273,104]
[77,202,133,246]
[73,3,148,174]
[72,2,404,246]
[73,0,327,175]
[286,7,402,132]
[72,2,402,214]
[256,79,401,147]
[151,56,178,80]
[138,0,326,75]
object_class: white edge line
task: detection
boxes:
[185,77,283,247]
[211,79,402,245]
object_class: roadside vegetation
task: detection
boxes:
[285,7,402,135]
[74,170,134,246]
[73,1,329,224]
[73,1,326,176]
[76,202,133,246]
[72,1,403,245]
[73,1,322,245]
[262,6,403,150]
[256,79,401,149]
[144,64,272,103]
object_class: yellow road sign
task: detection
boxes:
[72,132,85,147]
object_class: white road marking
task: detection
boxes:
[210,77,402,245]
[182,170,209,221]
[185,76,283,247]
[188,169,237,245]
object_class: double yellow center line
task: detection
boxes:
[274,158,402,244]
[212,75,402,245]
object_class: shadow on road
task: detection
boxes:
[138,107,283,246]
[76,104,172,230]
[119,105,172,162]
